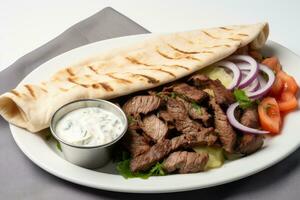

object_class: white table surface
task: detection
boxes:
[1,0,300,72]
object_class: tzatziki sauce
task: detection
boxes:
[55,107,123,146]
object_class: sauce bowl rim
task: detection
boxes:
[50,99,128,149]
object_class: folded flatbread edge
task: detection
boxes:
[0,22,269,132]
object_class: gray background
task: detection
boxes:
[0,7,299,200]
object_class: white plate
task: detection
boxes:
[10,34,300,193]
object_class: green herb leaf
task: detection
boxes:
[149,162,165,176]
[56,141,62,152]
[127,115,137,124]
[170,92,177,99]
[127,115,133,124]
[191,102,202,115]
[233,89,255,109]
[255,99,261,105]
[156,92,169,101]
[116,159,150,179]
[116,159,135,179]
[116,159,166,179]
[156,91,178,100]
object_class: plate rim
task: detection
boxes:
[9,33,300,193]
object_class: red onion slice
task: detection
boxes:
[215,61,241,90]
[236,62,251,71]
[227,103,269,134]
[244,78,260,92]
[229,55,258,89]
[246,64,275,99]
[258,73,267,88]
[240,69,260,92]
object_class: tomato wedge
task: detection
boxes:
[269,73,284,97]
[277,70,299,95]
[278,91,298,112]
[258,97,281,134]
[262,57,282,73]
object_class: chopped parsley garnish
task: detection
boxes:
[156,92,170,101]
[170,92,177,99]
[191,102,202,115]
[56,141,62,152]
[127,115,137,124]
[156,91,178,100]
[233,89,257,109]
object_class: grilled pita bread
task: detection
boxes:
[0,23,269,132]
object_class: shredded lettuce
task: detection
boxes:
[201,66,233,88]
[116,159,149,179]
[193,146,224,169]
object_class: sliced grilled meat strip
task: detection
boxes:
[130,128,215,172]
[238,133,264,155]
[166,98,203,133]
[122,131,151,158]
[158,110,175,129]
[141,114,168,142]
[175,119,203,135]
[130,139,172,172]
[122,95,161,116]
[127,114,142,130]
[128,120,140,130]
[240,106,259,128]
[166,98,217,145]
[210,98,236,153]
[163,151,208,174]
[189,106,211,124]
[172,83,208,102]
[158,110,174,123]
[176,97,212,127]
[170,127,216,149]
[166,98,188,120]
[238,106,264,155]
[189,74,234,106]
